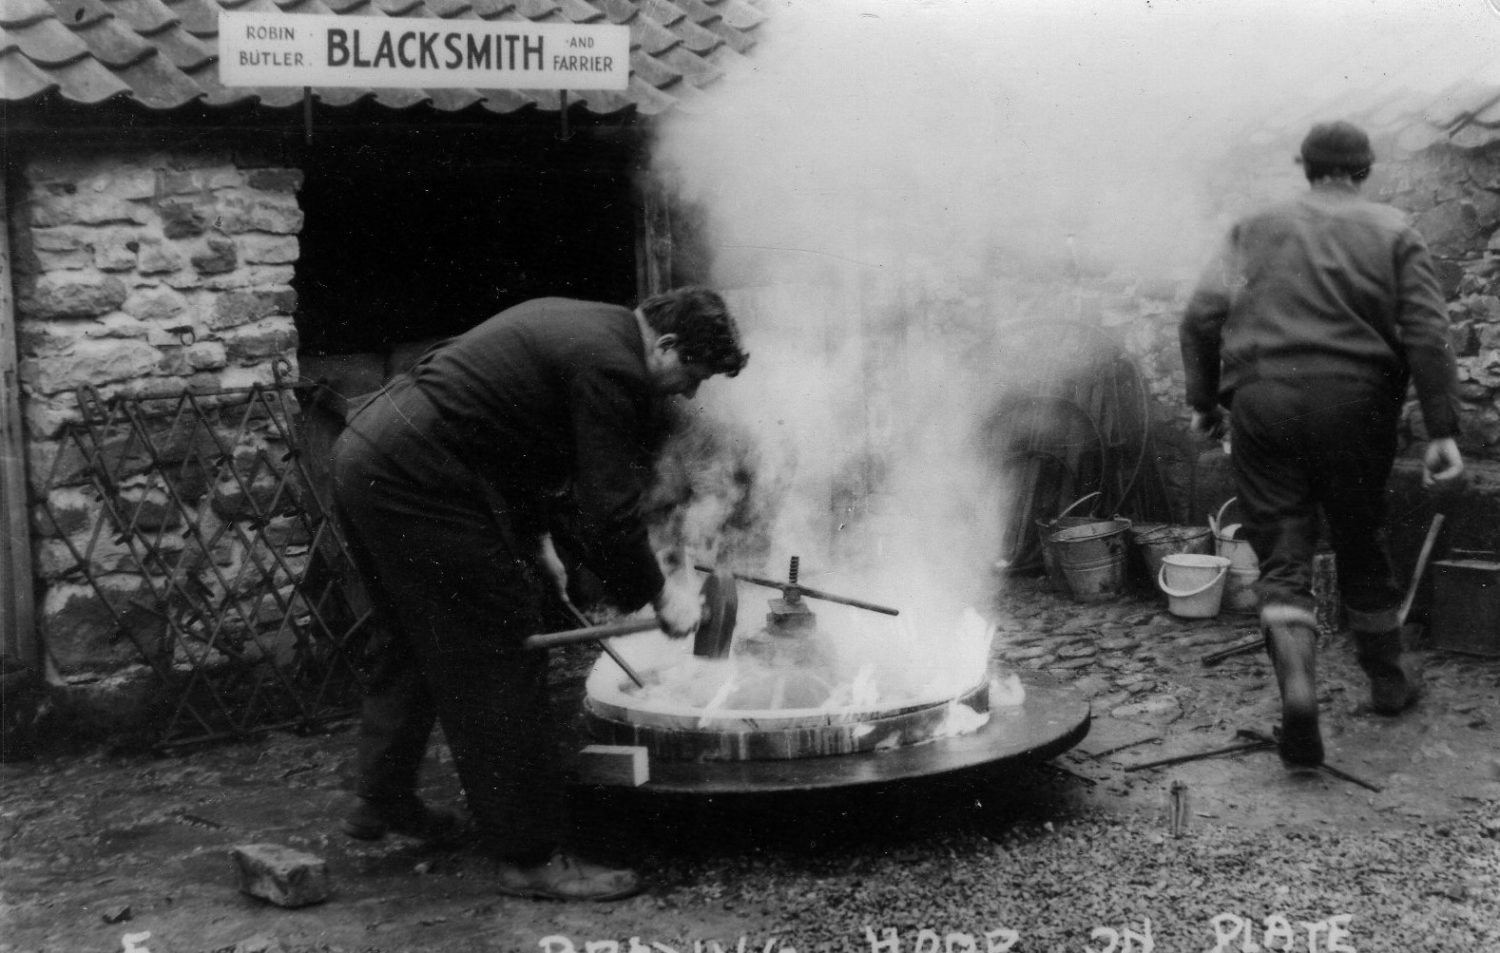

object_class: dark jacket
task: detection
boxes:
[1180,181,1460,438]
[408,297,667,609]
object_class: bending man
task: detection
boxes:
[332,287,749,899]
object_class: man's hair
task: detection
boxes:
[1299,121,1373,185]
[1304,162,1370,184]
[639,286,750,377]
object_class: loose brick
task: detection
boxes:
[229,844,330,908]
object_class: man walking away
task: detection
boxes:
[1180,121,1464,767]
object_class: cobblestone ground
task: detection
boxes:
[990,577,1500,832]
[1,578,1497,953]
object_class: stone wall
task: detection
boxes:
[10,145,304,680]
[1377,141,1500,448]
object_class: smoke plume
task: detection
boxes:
[647,0,1500,639]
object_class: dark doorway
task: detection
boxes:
[293,133,641,357]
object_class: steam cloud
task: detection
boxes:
[647,0,1500,639]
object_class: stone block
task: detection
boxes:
[216,195,304,236]
[136,239,184,276]
[237,234,299,265]
[190,237,238,275]
[1451,320,1480,358]
[40,579,146,672]
[1434,258,1467,298]
[34,528,146,581]
[124,286,189,322]
[224,319,298,365]
[113,480,184,534]
[210,289,295,331]
[86,314,150,341]
[155,347,190,377]
[94,228,141,272]
[112,165,159,201]
[28,193,146,228]
[212,363,288,395]
[22,391,83,439]
[17,319,83,357]
[158,200,208,239]
[229,844,330,908]
[186,341,228,371]
[156,170,206,196]
[29,226,91,270]
[576,744,650,786]
[33,487,94,538]
[1415,199,1500,258]
[19,340,162,395]
[261,515,311,549]
[212,469,289,522]
[19,273,129,319]
[199,266,296,293]
[247,169,304,193]
[1478,322,1500,351]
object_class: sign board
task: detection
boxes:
[219,12,630,90]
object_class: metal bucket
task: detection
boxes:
[1036,492,1103,592]
[1211,498,1259,571]
[1131,523,1214,586]
[1052,517,1131,602]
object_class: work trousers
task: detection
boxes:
[332,379,564,861]
[1228,376,1404,633]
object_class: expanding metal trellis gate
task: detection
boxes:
[35,365,373,749]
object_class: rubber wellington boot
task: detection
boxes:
[1261,607,1323,767]
[1354,628,1422,715]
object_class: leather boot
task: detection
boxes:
[495,851,644,901]
[1261,605,1323,767]
[1354,628,1422,715]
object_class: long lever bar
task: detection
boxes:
[693,564,900,616]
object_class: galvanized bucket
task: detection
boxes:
[1131,523,1215,585]
[1051,516,1132,602]
[1036,492,1103,592]
[1210,497,1259,571]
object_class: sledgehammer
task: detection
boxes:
[523,568,739,660]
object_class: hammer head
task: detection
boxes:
[692,568,739,659]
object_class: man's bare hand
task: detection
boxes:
[653,579,702,640]
[1191,407,1228,441]
[1422,437,1464,488]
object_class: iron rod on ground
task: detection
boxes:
[1124,739,1273,772]
[1201,637,1263,667]
[1238,728,1385,792]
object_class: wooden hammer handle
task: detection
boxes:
[523,617,661,650]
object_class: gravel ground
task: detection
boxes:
[641,794,1500,953]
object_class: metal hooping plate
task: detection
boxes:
[569,672,1090,795]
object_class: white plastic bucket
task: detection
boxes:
[1158,553,1231,618]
